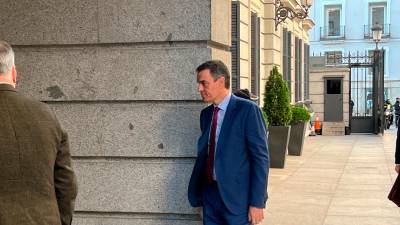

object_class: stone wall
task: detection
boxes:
[1,0,231,224]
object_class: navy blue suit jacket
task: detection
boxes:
[188,95,269,215]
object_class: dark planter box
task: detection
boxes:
[268,125,291,168]
[345,126,351,135]
[288,122,307,156]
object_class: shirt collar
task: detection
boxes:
[215,93,231,111]
[0,83,17,92]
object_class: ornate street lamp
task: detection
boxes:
[275,0,313,30]
[371,23,383,50]
[370,23,384,134]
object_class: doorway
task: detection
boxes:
[324,77,343,122]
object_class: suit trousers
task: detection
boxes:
[202,181,250,225]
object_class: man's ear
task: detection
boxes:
[11,65,17,85]
[219,76,226,87]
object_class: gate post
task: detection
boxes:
[379,49,385,134]
[373,49,385,134]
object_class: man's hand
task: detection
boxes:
[248,206,264,225]
[395,165,400,174]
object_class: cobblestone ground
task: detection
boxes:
[263,129,400,225]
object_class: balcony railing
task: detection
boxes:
[364,24,390,39]
[320,26,346,40]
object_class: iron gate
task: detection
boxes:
[346,50,385,134]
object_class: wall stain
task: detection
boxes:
[158,143,164,149]
[46,85,64,99]
[166,33,172,42]
[134,21,142,29]
[133,86,139,94]
[129,123,134,130]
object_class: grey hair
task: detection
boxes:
[0,41,15,75]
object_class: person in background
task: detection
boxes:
[233,89,259,102]
[394,97,400,128]
[0,41,77,225]
[350,99,354,116]
[384,99,394,127]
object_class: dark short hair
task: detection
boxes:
[196,60,230,89]
[234,89,259,102]
[234,89,251,100]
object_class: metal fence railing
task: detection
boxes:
[311,51,374,67]
[320,25,346,40]
[364,24,390,39]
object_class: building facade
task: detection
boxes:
[231,0,314,104]
[309,0,400,101]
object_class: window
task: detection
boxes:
[369,2,389,36]
[370,3,386,26]
[325,5,341,36]
[325,51,342,65]
[321,5,344,40]
[364,3,389,39]
[327,80,341,94]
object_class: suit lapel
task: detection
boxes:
[198,106,213,154]
[216,95,238,154]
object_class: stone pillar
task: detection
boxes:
[0,0,230,224]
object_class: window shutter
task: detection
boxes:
[288,31,292,95]
[282,28,288,82]
[251,12,260,103]
[294,37,300,102]
[231,1,240,91]
[299,39,303,101]
[282,29,292,97]
[304,43,310,99]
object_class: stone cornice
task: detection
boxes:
[302,18,315,32]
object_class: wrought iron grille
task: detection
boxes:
[364,24,390,39]
[320,25,346,40]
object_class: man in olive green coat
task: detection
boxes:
[0,41,78,225]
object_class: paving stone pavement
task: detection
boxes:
[262,129,400,225]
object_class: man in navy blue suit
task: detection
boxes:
[188,60,269,225]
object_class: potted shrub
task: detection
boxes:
[263,66,292,168]
[288,105,311,156]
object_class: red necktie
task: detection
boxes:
[206,106,220,184]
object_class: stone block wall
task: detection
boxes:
[1,0,231,224]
